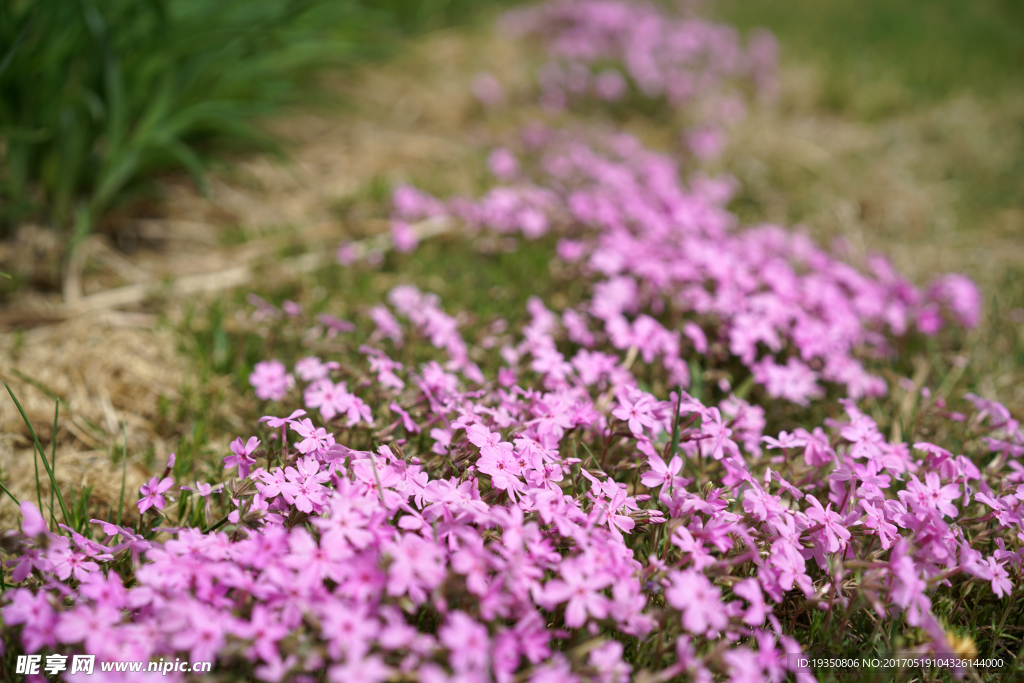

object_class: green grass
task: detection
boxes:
[0,0,517,243]
[714,0,1024,248]
[712,0,1024,110]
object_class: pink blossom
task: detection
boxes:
[249,360,294,401]
[666,569,728,635]
[392,221,420,253]
[541,558,612,627]
[804,495,851,553]
[898,473,960,518]
[138,476,175,514]
[440,611,491,673]
[612,390,655,436]
[19,501,47,537]
[224,436,260,479]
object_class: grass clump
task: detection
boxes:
[0,0,516,242]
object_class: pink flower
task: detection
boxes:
[138,476,174,514]
[389,402,419,433]
[391,221,420,253]
[366,350,405,391]
[590,640,631,683]
[259,409,307,428]
[19,501,48,537]
[369,305,403,346]
[291,418,334,456]
[4,587,54,627]
[804,494,851,553]
[318,314,355,337]
[890,543,932,625]
[666,569,728,635]
[541,558,612,627]
[55,604,121,654]
[440,611,490,673]
[295,356,340,382]
[723,647,762,683]
[278,457,331,514]
[385,533,447,605]
[640,453,684,493]
[467,423,502,454]
[181,481,224,497]
[667,569,733,638]
[898,473,960,518]
[612,391,655,436]
[249,360,294,401]
[984,556,1013,598]
[48,539,100,582]
[328,655,393,683]
[927,273,982,328]
[224,436,260,479]
[169,604,225,664]
[860,500,899,549]
[3,588,58,652]
[488,148,519,180]
[77,572,128,609]
[733,578,767,626]
[477,443,524,500]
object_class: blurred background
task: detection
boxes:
[0,0,514,266]
[714,0,1024,251]
[0,0,1020,287]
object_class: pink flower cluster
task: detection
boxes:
[4,278,1021,681]
[503,0,778,116]
[391,128,981,405]
[2,3,1010,682]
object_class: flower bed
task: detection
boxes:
[2,2,1018,682]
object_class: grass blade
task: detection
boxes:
[117,419,127,527]
[32,417,42,518]
[8,369,62,403]
[50,400,58,527]
[0,479,19,506]
[3,380,72,529]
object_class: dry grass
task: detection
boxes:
[724,67,1024,283]
[0,316,185,525]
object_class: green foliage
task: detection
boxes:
[0,0,515,240]
[713,0,1024,109]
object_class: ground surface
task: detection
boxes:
[1,0,1021,533]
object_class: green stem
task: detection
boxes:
[203,514,231,534]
